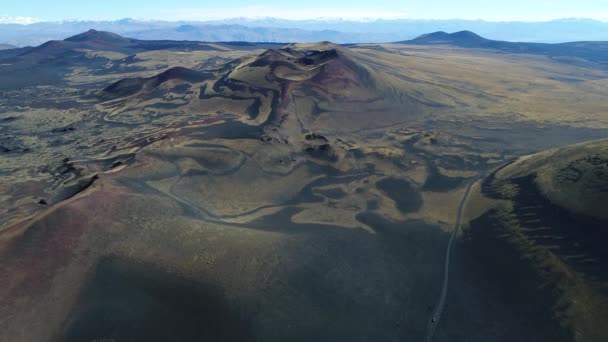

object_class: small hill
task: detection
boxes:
[465,139,608,342]
[98,36,608,137]
[20,29,135,56]
[494,139,608,219]
[101,67,212,100]
[0,43,17,50]
[64,29,129,43]
[64,29,133,44]
[409,30,488,47]
[98,41,433,131]
[400,31,608,67]
[14,29,231,59]
[0,30,282,89]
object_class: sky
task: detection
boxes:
[1,0,608,23]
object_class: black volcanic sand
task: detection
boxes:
[435,209,573,342]
[58,208,451,342]
[188,120,264,140]
[124,160,371,221]
[423,161,468,192]
[484,173,608,283]
[46,118,608,342]
[233,207,450,342]
[315,187,348,199]
[60,257,251,342]
[399,137,470,192]
[432,171,608,342]
[376,177,423,213]
[74,153,452,341]
[20,144,585,342]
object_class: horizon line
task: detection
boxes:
[1,16,608,25]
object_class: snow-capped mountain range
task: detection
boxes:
[1,17,607,47]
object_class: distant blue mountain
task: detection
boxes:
[400,31,608,67]
[1,17,607,46]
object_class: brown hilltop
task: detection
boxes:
[19,29,135,57]
[98,41,429,132]
[233,42,376,94]
[64,29,133,44]
[101,67,213,100]
[5,29,245,66]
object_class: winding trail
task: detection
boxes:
[424,179,477,342]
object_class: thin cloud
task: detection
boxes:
[0,16,40,24]
[161,6,410,21]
